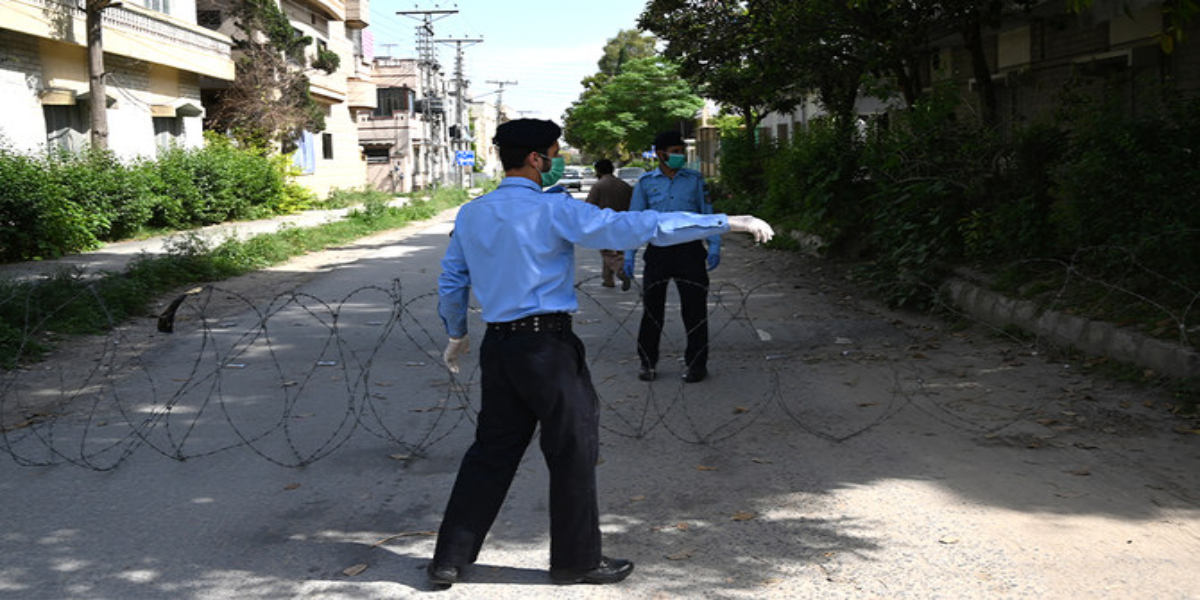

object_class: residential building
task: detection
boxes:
[358,55,458,193]
[197,0,375,198]
[924,0,1200,131]
[359,56,420,193]
[697,1,1200,176]
[0,0,235,157]
[467,98,503,181]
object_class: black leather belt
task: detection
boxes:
[487,313,572,334]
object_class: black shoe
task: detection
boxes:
[638,365,656,381]
[426,562,460,587]
[681,367,707,383]
[550,556,634,585]
[620,275,631,291]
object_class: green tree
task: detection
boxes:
[640,0,804,142]
[209,0,325,148]
[597,29,659,76]
[563,57,703,162]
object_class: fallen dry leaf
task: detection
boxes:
[389,453,412,461]
[284,483,301,490]
[676,522,690,531]
[342,564,368,577]
[733,406,748,414]
[1067,467,1091,476]
[731,511,758,521]
[938,536,960,545]
[371,531,436,547]
[630,495,646,502]
[665,551,693,561]
[696,465,718,471]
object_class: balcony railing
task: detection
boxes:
[10,0,233,78]
[31,0,230,58]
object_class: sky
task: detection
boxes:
[367,0,652,123]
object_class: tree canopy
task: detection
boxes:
[563,33,702,162]
[642,0,1199,132]
[597,29,658,76]
[209,0,325,148]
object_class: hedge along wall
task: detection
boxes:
[720,90,1200,309]
[0,134,313,261]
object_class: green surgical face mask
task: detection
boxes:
[540,155,565,186]
[666,153,687,170]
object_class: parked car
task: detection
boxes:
[560,166,585,191]
[579,167,598,189]
[616,167,645,188]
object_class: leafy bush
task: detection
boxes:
[762,119,866,248]
[0,132,311,260]
[1052,99,1200,287]
[0,146,67,259]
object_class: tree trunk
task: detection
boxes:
[962,16,997,126]
[86,0,109,150]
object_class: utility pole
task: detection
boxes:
[436,36,482,188]
[85,0,119,150]
[398,7,457,188]
[485,80,517,126]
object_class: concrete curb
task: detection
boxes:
[941,278,1200,380]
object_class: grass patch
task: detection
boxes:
[0,187,470,368]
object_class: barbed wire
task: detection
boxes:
[2,243,1193,471]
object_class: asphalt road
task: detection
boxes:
[1,204,1199,599]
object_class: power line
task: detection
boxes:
[485,79,517,124]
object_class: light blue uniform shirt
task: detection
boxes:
[438,177,731,338]
[624,167,719,264]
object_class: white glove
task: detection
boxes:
[728,215,775,244]
[443,336,470,374]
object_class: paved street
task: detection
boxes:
[2,205,1199,599]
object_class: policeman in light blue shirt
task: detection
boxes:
[428,119,773,589]
[623,130,719,384]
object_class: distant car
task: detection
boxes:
[616,167,646,188]
[579,168,597,189]
[560,166,585,191]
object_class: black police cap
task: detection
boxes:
[654,130,685,149]
[493,119,561,149]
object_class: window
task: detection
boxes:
[322,133,333,160]
[776,122,789,143]
[373,87,412,117]
[364,147,389,164]
[153,116,182,148]
[44,105,87,153]
[143,0,171,14]
[198,10,221,30]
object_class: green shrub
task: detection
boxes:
[763,118,866,246]
[1052,100,1200,287]
[0,146,66,259]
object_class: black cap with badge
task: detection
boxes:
[493,119,561,149]
[653,130,685,149]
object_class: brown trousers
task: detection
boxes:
[600,250,626,285]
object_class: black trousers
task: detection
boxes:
[432,328,602,571]
[637,241,709,371]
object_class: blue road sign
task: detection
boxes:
[455,151,475,166]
